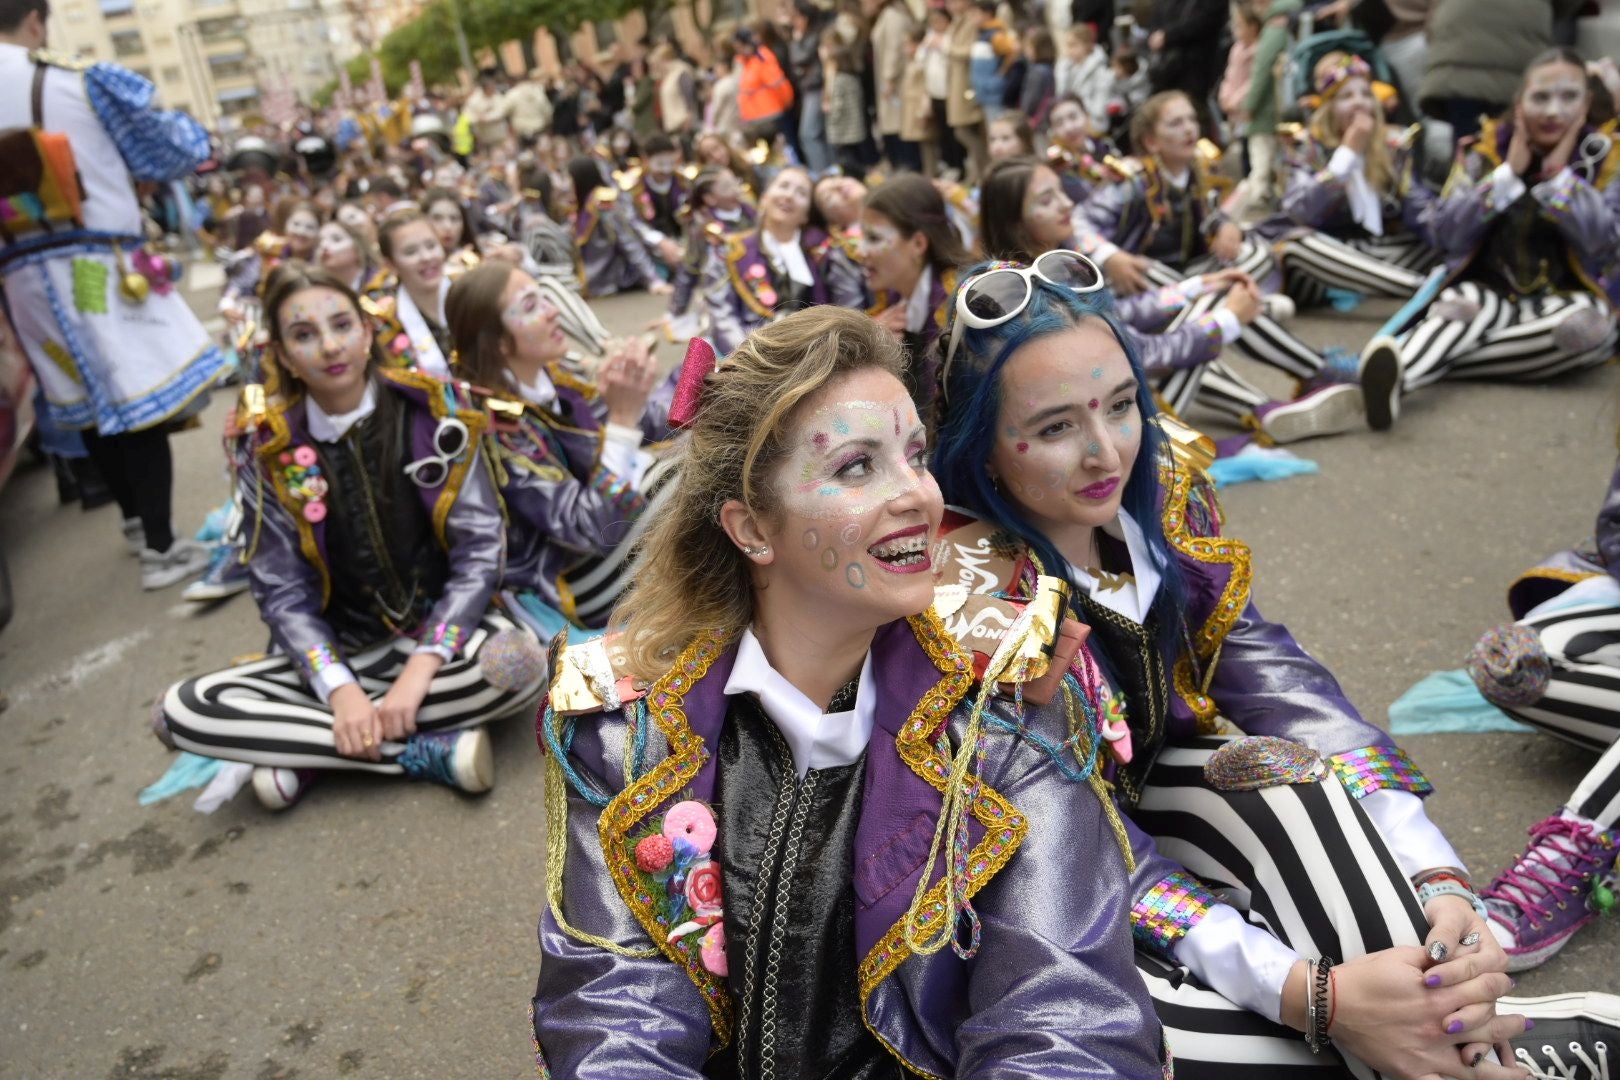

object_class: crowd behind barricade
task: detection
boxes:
[4,0,1620,1073]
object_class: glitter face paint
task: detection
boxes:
[275,286,371,400]
[498,273,566,364]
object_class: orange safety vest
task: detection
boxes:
[737,45,794,123]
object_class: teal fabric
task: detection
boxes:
[1387,669,1534,735]
[139,752,226,805]
[1206,445,1320,487]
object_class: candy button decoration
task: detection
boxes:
[281,444,328,525]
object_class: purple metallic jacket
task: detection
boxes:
[1508,456,1620,618]
[575,188,662,298]
[489,365,677,615]
[1074,155,1233,272]
[1428,116,1620,304]
[531,616,1167,1078]
[232,369,504,688]
[1255,131,1437,245]
[700,227,833,357]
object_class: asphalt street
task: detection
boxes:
[0,272,1615,1079]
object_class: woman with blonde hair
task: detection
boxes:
[530,305,1167,1077]
[1260,52,1442,308]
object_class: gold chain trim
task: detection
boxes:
[595,631,735,1048]
[723,234,777,320]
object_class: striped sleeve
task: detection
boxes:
[83,62,210,182]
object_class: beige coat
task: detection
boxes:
[900,56,931,143]
[945,13,983,128]
[659,60,698,133]
[869,2,915,135]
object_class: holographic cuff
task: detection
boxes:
[591,466,647,515]
[1131,870,1218,958]
[1532,167,1579,217]
[426,622,467,655]
[1328,745,1434,799]
[305,641,341,675]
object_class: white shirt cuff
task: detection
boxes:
[1327,145,1361,178]
[1211,306,1243,345]
[414,642,456,663]
[1487,162,1527,212]
[1173,903,1301,1024]
[311,662,358,705]
[601,422,653,489]
[1176,276,1207,300]
[1093,241,1123,268]
[1359,788,1466,881]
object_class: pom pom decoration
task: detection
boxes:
[635,834,676,873]
[1552,305,1613,355]
[478,627,548,691]
[1467,622,1550,708]
[1204,735,1326,792]
[668,337,718,429]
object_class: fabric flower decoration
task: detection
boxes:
[279,444,328,525]
[627,797,727,976]
[684,859,723,918]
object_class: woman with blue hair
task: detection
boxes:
[929,251,1576,1077]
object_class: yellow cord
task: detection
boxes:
[544,742,658,959]
[1061,680,1135,874]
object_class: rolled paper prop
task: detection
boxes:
[479,627,548,691]
[983,574,1070,687]
[668,336,718,429]
[1467,622,1550,708]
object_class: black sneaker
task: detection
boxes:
[1504,992,1619,1079]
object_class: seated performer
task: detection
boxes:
[661,166,758,340]
[1359,48,1619,433]
[157,264,541,811]
[699,166,836,356]
[445,261,674,643]
[1075,91,1374,442]
[1260,54,1440,308]
[422,186,486,274]
[530,306,1168,1077]
[562,155,672,299]
[1468,445,1620,998]
[314,220,377,294]
[931,255,1556,1078]
[364,209,455,377]
[1044,94,1119,206]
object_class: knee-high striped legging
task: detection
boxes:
[533,270,611,355]
[1131,740,1430,1078]
[1501,601,1620,826]
[1143,239,1328,422]
[1278,231,1438,307]
[1397,283,1618,392]
[161,613,541,773]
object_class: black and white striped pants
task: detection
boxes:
[1132,740,1430,1078]
[161,613,540,774]
[1398,283,1617,392]
[533,269,611,355]
[1501,600,1620,826]
[1145,239,1327,423]
[1277,231,1438,307]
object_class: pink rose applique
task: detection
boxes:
[684,859,724,918]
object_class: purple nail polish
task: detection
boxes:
[1425,974,1442,988]
[1446,1020,1463,1035]
[1525,1018,1536,1031]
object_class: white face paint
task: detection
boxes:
[275,286,372,399]
[1522,63,1590,150]
[315,223,358,272]
[1331,76,1377,131]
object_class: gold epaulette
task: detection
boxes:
[548,634,647,715]
[28,48,90,71]
[614,166,642,192]
[1155,413,1217,477]
[592,186,620,210]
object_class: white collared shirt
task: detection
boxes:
[305,381,378,443]
[903,264,934,335]
[395,277,453,378]
[506,367,652,488]
[723,628,876,779]
[1328,145,1383,237]
[1068,512,1162,625]
[761,227,814,288]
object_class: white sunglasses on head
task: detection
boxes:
[940,249,1106,399]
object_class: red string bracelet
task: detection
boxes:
[1327,967,1339,1033]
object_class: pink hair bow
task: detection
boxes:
[668,337,718,429]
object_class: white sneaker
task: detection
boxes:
[1253,383,1365,444]
[122,517,145,556]
[1359,335,1404,432]
[251,766,317,811]
[139,538,211,590]
[1261,293,1296,323]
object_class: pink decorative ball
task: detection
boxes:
[700,923,727,975]
[635,834,675,873]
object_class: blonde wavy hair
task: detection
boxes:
[613,307,906,680]
[1308,52,1396,196]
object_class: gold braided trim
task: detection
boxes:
[595,631,735,1048]
[1507,566,1602,608]
[723,233,776,320]
[1159,468,1252,724]
[256,401,333,607]
[855,610,1026,999]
